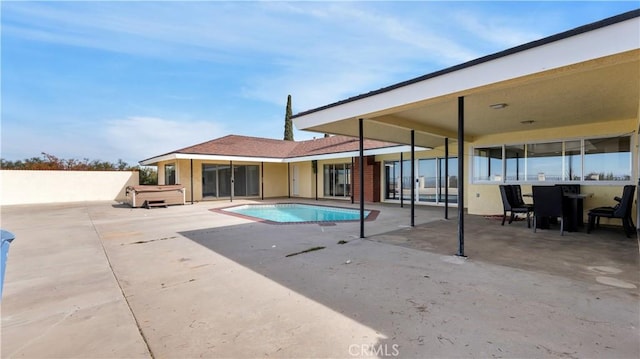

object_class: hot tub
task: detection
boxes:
[125,185,185,208]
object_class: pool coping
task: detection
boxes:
[209,202,380,225]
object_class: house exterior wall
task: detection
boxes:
[0,170,138,205]
[467,118,637,224]
[157,159,292,201]
[263,162,288,198]
[150,117,638,229]
[290,162,313,198]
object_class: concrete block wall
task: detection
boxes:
[0,170,139,205]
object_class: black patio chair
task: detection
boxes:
[511,185,534,209]
[499,185,532,228]
[587,185,636,238]
[532,185,565,235]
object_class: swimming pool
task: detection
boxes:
[221,203,371,223]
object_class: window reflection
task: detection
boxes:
[472,136,631,183]
[584,137,631,181]
[473,147,502,181]
[564,140,582,181]
[526,142,562,181]
[164,164,176,185]
[505,145,525,181]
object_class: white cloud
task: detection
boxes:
[453,11,543,47]
[3,1,484,112]
[103,117,227,163]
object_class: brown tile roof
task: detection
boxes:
[287,136,400,158]
[172,135,299,158]
[152,134,401,160]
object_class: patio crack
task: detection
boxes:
[88,210,155,359]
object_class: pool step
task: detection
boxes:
[144,200,167,209]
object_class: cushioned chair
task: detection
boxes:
[511,185,534,210]
[499,185,533,228]
[532,185,565,235]
[587,185,636,238]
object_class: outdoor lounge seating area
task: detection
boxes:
[498,183,635,237]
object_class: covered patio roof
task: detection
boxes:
[292,10,640,148]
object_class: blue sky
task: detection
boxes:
[1,1,638,165]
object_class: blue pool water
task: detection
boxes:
[223,204,370,223]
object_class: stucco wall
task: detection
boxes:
[0,170,139,205]
[291,162,313,198]
[263,163,288,198]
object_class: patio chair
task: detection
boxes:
[499,185,532,228]
[532,185,565,235]
[511,185,534,209]
[587,185,636,238]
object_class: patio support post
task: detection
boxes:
[411,130,415,227]
[400,152,404,208]
[190,159,194,204]
[287,163,291,198]
[359,118,365,239]
[314,160,318,201]
[445,138,449,219]
[457,96,466,257]
[261,162,264,200]
[230,160,233,203]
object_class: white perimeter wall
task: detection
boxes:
[0,170,139,205]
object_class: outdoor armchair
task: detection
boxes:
[587,185,636,238]
[499,185,533,228]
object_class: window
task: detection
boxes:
[384,157,458,204]
[164,164,176,185]
[472,135,632,183]
[564,140,582,181]
[584,137,631,181]
[473,147,502,182]
[505,145,525,181]
[526,142,562,181]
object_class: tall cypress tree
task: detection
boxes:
[283,94,294,141]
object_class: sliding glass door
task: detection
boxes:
[323,163,351,198]
[384,157,458,205]
[202,164,258,199]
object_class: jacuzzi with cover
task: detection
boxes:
[125,185,185,208]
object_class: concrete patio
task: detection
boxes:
[1,200,638,358]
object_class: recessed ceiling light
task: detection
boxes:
[489,103,508,109]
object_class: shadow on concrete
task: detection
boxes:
[179,205,639,357]
[373,214,640,288]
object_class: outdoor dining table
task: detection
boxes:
[524,192,593,232]
[563,193,593,232]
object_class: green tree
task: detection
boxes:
[0,153,136,171]
[138,166,158,185]
[283,94,294,141]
